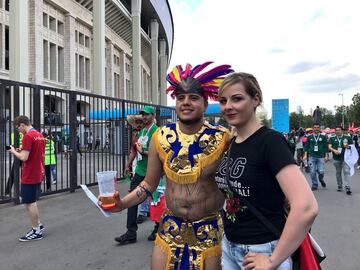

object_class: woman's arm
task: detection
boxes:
[271,164,318,264]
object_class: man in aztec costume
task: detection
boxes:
[100,62,233,270]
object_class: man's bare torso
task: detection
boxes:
[164,160,225,221]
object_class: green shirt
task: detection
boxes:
[287,134,296,148]
[328,135,353,161]
[135,123,158,177]
[305,133,328,158]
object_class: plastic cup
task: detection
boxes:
[97,171,117,210]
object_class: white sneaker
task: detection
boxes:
[19,229,43,242]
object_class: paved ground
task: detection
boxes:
[0,161,360,270]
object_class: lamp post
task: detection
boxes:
[338,93,344,128]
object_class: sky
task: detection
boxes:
[167,0,360,117]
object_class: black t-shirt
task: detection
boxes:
[215,126,296,244]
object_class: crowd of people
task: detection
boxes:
[284,124,360,195]
[9,61,360,270]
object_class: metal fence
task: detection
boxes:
[0,79,176,204]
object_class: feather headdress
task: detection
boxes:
[166,62,233,101]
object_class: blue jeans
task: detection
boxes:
[50,165,57,181]
[221,234,292,270]
[138,197,149,217]
[308,156,325,188]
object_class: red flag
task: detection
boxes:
[299,234,322,270]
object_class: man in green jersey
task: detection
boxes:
[328,126,353,194]
[303,123,329,190]
[114,106,158,245]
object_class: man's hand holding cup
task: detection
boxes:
[98,191,124,213]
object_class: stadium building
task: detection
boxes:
[0,0,173,105]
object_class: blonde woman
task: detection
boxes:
[215,72,318,270]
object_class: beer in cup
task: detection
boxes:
[97,171,117,210]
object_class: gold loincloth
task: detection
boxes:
[154,208,223,270]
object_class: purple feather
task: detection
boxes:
[203,86,220,92]
[189,61,213,77]
[196,65,233,83]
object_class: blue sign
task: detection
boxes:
[272,99,289,133]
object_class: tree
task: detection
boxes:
[348,93,360,126]
[320,108,335,128]
[287,93,359,130]
[262,117,271,128]
[290,112,301,129]
[257,108,271,128]
[303,115,314,128]
[334,105,345,127]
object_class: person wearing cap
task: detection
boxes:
[126,114,150,223]
[100,62,232,269]
[124,114,145,177]
[125,113,165,242]
[114,106,158,245]
[136,106,157,224]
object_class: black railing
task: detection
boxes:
[0,78,176,204]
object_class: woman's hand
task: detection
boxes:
[243,253,276,270]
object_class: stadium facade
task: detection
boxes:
[0,0,173,105]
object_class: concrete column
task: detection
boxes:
[93,0,106,95]
[150,19,159,104]
[9,0,29,82]
[119,50,125,99]
[141,68,145,100]
[159,39,168,105]
[0,24,4,69]
[106,41,114,97]
[131,0,142,101]
[10,0,31,117]
[28,0,43,84]
[64,14,76,90]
